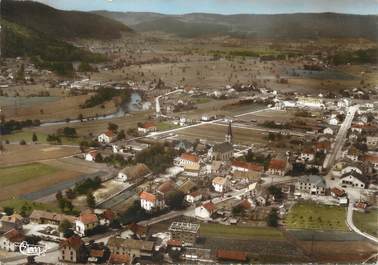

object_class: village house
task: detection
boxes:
[30,210,76,226]
[367,136,378,149]
[98,130,114,144]
[195,202,216,219]
[157,180,177,197]
[95,209,116,226]
[185,191,203,204]
[208,142,233,161]
[331,187,346,198]
[212,176,228,193]
[363,153,378,170]
[75,213,99,237]
[107,237,155,262]
[267,159,291,176]
[0,214,23,232]
[139,191,165,212]
[0,229,25,252]
[328,114,339,126]
[59,235,88,263]
[85,150,98,162]
[169,222,200,246]
[344,146,362,162]
[340,171,369,189]
[108,253,130,264]
[183,163,201,177]
[138,122,157,134]
[295,175,326,195]
[299,148,315,162]
[231,160,264,176]
[315,141,331,154]
[117,163,151,182]
[179,179,197,195]
[177,153,200,167]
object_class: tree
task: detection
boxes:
[15,64,25,81]
[268,185,284,201]
[94,153,103,163]
[108,122,118,132]
[86,192,96,209]
[56,191,63,201]
[19,139,27,145]
[32,132,38,143]
[3,206,14,216]
[117,130,126,140]
[267,208,279,227]
[59,219,73,233]
[165,190,185,210]
[65,189,76,200]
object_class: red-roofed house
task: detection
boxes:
[139,191,164,212]
[178,153,200,167]
[138,122,157,134]
[195,202,216,219]
[185,191,203,204]
[85,150,98,162]
[267,159,291,176]
[98,130,114,144]
[75,213,99,237]
[108,253,130,264]
[231,160,264,175]
[0,229,25,252]
[364,154,378,170]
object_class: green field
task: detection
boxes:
[0,199,60,214]
[199,223,283,240]
[2,130,81,145]
[0,163,58,187]
[353,210,378,237]
[156,122,180,131]
[284,202,348,231]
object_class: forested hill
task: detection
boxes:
[1,0,133,40]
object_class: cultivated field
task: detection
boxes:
[284,202,348,231]
[353,209,378,237]
[0,162,81,201]
[0,144,80,166]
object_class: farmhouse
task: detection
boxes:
[0,229,25,252]
[117,163,151,182]
[363,154,378,170]
[195,202,216,219]
[98,130,114,144]
[75,213,99,237]
[295,175,326,195]
[138,122,157,134]
[267,159,290,176]
[85,150,98,162]
[107,237,154,261]
[30,210,76,225]
[339,171,368,189]
[185,191,203,204]
[59,235,87,263]
[212,176,228,193]
[0,214,23,232]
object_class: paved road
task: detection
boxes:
[346,200,378,244]
[323,105,358,169]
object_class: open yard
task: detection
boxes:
[199,223,284,240]
[353,209,378,237]
[284,202,348,231]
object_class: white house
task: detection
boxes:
[185,191,202,204]
[177,153,200,167]
[212,177,228,193]
[299,148,315,162]
[85,150,98,162]
[0,229,25,252]
[267,159,291,176]
[340,172,367,189]
[117,163,151,182]
[98,130,114,144]
[195,202,216,219]
[139,191,164,212]
[295,175,326,195]
[75,213,99,237]
[341,165,364,175]
[138,122,157,134]
[323,127,334,135]
[328,115,339,126]
[367,136,378,149]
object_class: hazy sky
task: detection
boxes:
[35,0,378,15]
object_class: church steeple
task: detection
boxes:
[225,121,233,144]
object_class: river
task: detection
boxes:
[40,92,142,127]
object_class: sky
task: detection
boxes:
[34,0,378,15]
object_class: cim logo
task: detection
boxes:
[19,241,47,257]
